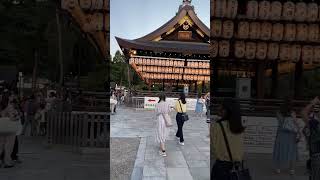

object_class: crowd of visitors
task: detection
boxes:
[0,88,58,168]
[209,97,320,180]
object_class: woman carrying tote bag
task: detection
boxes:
[155,93,171,157]
[211,99,249,180]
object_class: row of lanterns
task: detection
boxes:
[184,68,210,75]
[211,20,320,42]
[62,0,108,11]
[143,73,210,81]
[187,61,210,68]
[129,58,185,67]
[211,40,320,63]
[212,0,320,22]
[219,70,255,78]
[137,66,184,74]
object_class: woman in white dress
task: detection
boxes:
[155,94,171,157]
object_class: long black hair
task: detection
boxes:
[158,93,166,103]
[179,92,186,104]
[220,99,245,134]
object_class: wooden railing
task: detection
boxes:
[46,111,109,148]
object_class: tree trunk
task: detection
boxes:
[56,8,64,87]
[31,49,38,92]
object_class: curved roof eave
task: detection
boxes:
[135,5,209,42]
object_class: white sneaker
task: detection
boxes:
[159,151,167,157]
[179,142,184,146]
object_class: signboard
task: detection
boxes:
[144,97,159,110]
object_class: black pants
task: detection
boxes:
[176,113,185,143]
[0,136,19,161]
[211,160,234,180]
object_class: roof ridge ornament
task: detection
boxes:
[183,0,192,5]
[179,0,193,12]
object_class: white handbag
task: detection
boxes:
[0,117,19,135]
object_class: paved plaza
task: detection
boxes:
[111,107,210,180]
[111,107,309,180]
[0,137,108,180]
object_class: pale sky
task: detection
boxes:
[110,0,210,56]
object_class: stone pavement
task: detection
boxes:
[0,136,108,180]
[111,107,210,180]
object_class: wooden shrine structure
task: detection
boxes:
[116,0,210,92]
[211,0,320,99]
[61,0,109,58]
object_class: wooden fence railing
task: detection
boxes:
[46,111,109,148]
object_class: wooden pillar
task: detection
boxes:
[194,81,197,93]
[211,58,219,97]
[256,62,265,99]
[271,60,278,98]
[294,60,303,99]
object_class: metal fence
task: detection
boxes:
[46,111,109,148]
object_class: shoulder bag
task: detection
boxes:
[218,121,252,180]
[0,117,19,135]
[179,100,189,122]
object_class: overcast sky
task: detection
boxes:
[110,0,210,56]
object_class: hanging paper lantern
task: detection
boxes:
[271,23,284,41]
[210,41,219,57]
[284,24,296,41]
[313,46,320,64]
[260,22,272,40]
[247,0,259,19]
[237,21,249,39]
[169,60,173,66]
[226,0,238,18]
[282,1,295,21]
[79,0,91,9]
[256,42,268,60]
[296,24,308,41]
[302,46,313,64]
[307,3,318,22]
[291,44,301,63]
[219,41,230,57]
[215,0,227,17]
[279,44,291,61]
[308,24,319,42]
[92,13,104,31]
[222,21,234,38]
[267,43,279,60]
[147,59,151,65]
[258,1,271,20]
[295,2,307,22]
[270,1,282,20]
[235,41,245,58]
[211,20,222,38]
[245,42,256,59]
[249,22,260,39]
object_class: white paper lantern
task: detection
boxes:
[282,1,295,21]
[219,41,230,57]
[211,20,222,37]
[295,2,307,22]
[284,24,296,41]
[258,1,271,20]
[267,43,279,60]
[226,0,238,18]
[270,1,282,20]
[313,46,320,64]
[79,0,91,9]
[308,24,319,42]
[222,21,234,38]
[272,23,284,41]
[279,44,291,61]
[290,44,301,63]
[256,42,268,60]
[247,0,259,19]
[260,22,272,40]
[237,21,249,39]
[307,3,318,22]
[296,24,308,41]
[215,0,227,17]
[235,41,246,58]
[302,46,313,64]
[249,22,260,39]
[245,42,256,59]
